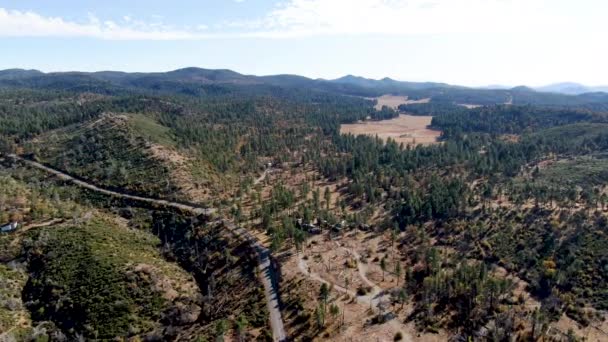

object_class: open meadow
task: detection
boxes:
[340,114,441,146]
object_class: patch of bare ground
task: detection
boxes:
[369,95,430,111]
[492,266,540,311]
[500,134,520,143]
[280,230,449,341]
[553,314,608,341]
[340,114,441,146]
[456,103,483,109]
[147,144,218,203]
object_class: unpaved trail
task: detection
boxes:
[297,251,413,342]
[6,154,287,342]
[254,168,270,186]
[8,218,64,248]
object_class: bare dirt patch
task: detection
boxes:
[148,144,215,202]
[456,103,483,109]
[280,231,449,341]
[553,314,608,341]
[370,95,430,111]
[340,115,441,146]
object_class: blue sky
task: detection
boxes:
[1,0,607,86]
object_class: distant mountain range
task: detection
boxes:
[482,82,608,95]
[0,67,450,94]
[1,67,607,109]
[534,82,608,95]
[330,74,452,90]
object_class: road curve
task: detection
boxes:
[5,154,287,341]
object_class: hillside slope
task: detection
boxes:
[25,113,222,203]
[0,164,269,341]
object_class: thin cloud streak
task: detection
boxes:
[0,8,215,40]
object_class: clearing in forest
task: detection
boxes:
[340,114,441,146]
[370,95,430,110]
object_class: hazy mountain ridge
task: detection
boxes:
[535,82,608,95]
[3,67,607,95]
[2,68,608,109]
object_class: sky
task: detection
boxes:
[1,0,607,87]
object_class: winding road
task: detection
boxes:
[5,154,287,341]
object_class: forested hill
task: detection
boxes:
[3,67,608,108]
[4,65,608,340]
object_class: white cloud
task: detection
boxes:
[0,8,214,40]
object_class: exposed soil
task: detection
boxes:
[553,314,608,341]
[280,231,449,341]
[148,143,215,203]
[370,95,430,111]
[456,103,483,109]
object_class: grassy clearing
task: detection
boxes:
[533,122,608,145]
[536,156,608,188]
[126,113,177,148]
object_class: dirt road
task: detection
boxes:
[6,154,287,341]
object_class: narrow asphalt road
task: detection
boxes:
[5,154,287,341]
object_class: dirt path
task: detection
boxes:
[340,246,413,338]
[297,250,413,341]
[6,154,287,342]
[254,168,270,186]
[8,218,64,248]
[0,315,29,341]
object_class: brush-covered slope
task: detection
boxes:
[0,172,195,341]
[25,113,197,201]
[22,217,202,340]
[0,165,269,341]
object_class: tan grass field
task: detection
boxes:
[456,103,483,109]
[370,95,430,110]
[340,114,441,146]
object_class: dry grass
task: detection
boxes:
[456,103,483,109]
[147,143,216,202]
[340,115,441,146]
[553,314,608,341]
[370,95,430,111]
